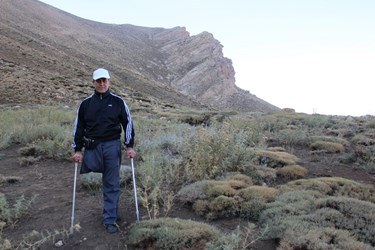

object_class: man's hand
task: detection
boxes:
[73,151,83,163]
[127,148,136,158]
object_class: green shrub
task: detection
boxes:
[271,128,309,148]
[279,227,372,250]
[259,191,375,247]
[179,122,256,181]
[310,197,375,246]
[259,190,321,239]
[127,218,221,249]
[0,193,35,225]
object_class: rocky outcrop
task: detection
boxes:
[149,27,278,111]
[151,28,240,108]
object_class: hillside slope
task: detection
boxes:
[0,0,279,113]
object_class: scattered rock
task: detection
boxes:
[54,240,64,247]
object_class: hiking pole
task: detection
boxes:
[69,162,78,236]
[130,158,140,223]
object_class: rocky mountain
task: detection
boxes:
[0,0,279,113]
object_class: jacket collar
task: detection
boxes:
[94,90,110,98]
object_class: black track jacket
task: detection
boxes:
[72,90,134,152]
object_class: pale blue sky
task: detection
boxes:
[39,0,375,116]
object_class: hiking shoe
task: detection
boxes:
[105,224,118,234]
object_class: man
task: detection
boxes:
[72,68,136,234]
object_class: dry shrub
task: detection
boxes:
[255,150,299,168]
[310,141,345,153]
[1,175,22,185]
[177,174,252,204]
[276,165,308,180]
[127,218,221,250]
[226,173,253,186]
[80,165,131,191]
[192,179,245,220]
[238,186,279,220]
[282,177,375,203]
[177,174,277,220]
[205,182,239,198]
[352,134,375,146]
[80,173,102,191]
[278,227,372,250]
[239,186,279,202]
[206,195,242,219]
[254,166,277,182]
[18,145,38,156]
[177,180,213,204]
[18,156,41,167]
[353,143,375,170]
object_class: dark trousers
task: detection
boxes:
[100,139,121,225]
[81,139,122,224]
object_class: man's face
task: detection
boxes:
[93,78,110,93]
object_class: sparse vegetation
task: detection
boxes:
[2,1,375,248]
[1,106,375,249]
[0,192,35,226]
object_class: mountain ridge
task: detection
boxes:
[0,0,279,113]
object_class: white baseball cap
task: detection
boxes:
[93,68,110,80]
